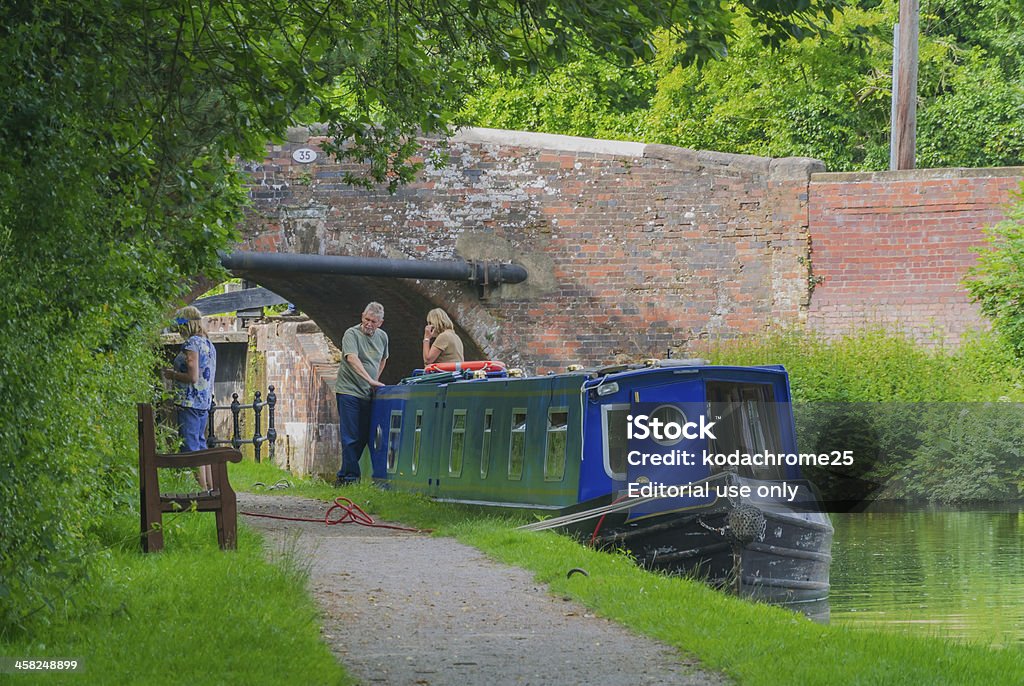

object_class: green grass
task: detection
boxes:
[228,461,1024,686]
[453,522,1024,686]
[0,468,352,686]
[702,326,1024,402]
[7,456,1022,685]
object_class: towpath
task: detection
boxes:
[239,492,729,686]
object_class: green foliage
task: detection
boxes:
[899,402,1024,502]
[463,0,1024,171]
[640,7,895,169]
[703,326,1024,402]
[0,315,163,635]
[705,327,1024,502]
[461,56,654,140]
[920,0,1024,78]
[964,185,1024,356]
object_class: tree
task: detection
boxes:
[462,0,1024,172]
[0,0,852,636]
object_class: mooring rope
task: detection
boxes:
[519,472,741,548]
[516,495,655,532]
[241,496,429,533]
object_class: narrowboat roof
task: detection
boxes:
[395,360,789,389]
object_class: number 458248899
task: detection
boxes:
[3,658,80,672]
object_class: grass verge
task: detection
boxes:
[452,521,1024,686]
[0,467,352,686]
[6,457,1022,685]
[230,460,1024,686]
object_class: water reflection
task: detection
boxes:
[829,503,1024,647]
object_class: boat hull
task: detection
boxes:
[572,489,832,620]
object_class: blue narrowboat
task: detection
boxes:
[368,359,832,616]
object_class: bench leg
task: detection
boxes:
[140,472,165,553]
[141,503,165,553]
[216,498,238,550]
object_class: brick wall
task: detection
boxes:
[250,316,341,478]
[242,128,822,375]
[807,168,1024,344]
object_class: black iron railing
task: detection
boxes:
[206,386,278,462]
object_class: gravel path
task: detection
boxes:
[238,492,730,686]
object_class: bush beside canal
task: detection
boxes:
[705,328,1024,503]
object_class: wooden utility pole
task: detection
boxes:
[891,0,919,170]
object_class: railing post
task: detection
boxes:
[267,385,277,461]
[252,390,263,463]
[230,393,242,450]
[207,397,216,446]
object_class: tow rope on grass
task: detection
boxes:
[241,496,429,533]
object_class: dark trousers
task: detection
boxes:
[336,393,372,481]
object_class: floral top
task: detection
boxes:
[173,335,217,410]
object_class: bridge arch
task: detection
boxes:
[239,127,822,376]
[231,267,490,384]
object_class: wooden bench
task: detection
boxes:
[138,403,244,553]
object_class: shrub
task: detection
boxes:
[701,327,1024,502]
[964,184,1024,357]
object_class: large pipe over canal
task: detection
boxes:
[219,250,528,286]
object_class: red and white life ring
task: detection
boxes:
[424,360,506,374]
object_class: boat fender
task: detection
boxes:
[566,567,589,579]
[727,505,767,543]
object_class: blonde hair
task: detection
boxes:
[426,308,454,334]
[175,305,207,338]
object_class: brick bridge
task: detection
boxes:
[225,127,1022,476]
[238,126,1022,383]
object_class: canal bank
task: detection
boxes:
[235,485,1024,685]
[239,492,728,686]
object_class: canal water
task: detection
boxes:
[828,504,1024,647]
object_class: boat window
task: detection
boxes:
[387,411,402,473]
[602,405,629,479]
[508,409,527,480]
[480,409,493,479]
[545,409,568,481]
[449,410,467,477]
[412,410,423,475]
[706,381,784,480]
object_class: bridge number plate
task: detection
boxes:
[292,148,318,164]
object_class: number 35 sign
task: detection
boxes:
[292,148,318,164]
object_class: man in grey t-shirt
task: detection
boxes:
[334,302,389,486]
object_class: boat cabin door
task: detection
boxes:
[626,381,716,517]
